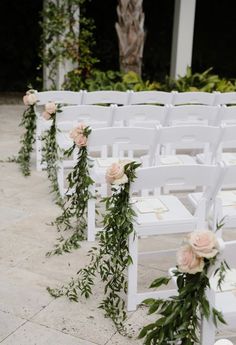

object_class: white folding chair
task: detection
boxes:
[201,240,236,345]
[82,90,129,105]
[35,90,83,171]
[155,125,222,166]
[166,104,221,127]
[127,164,224,311]
[214,92,236,106]
[172,91,217,106]
[128,90,174,105]
[188,164,236,230]
[219,105,236,126]
[112,104,168,127]
[197,125,236,166]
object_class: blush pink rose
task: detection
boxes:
[106,163,128,185]
[27,93,37,105]
[177,244,204,274]
[74,134,87,147]
[45,102,57,115]
[42,111,51,121]
[188,230,218,259]
[23,95,29,106]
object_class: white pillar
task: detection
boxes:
[170,0,196,79]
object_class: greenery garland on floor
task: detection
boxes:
[47,161,141,333]
[139,229,228,345]
[47,124,94,255]
[41,102,62,203]
[17,89,38,176]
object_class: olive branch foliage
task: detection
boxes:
[46,126,94,255]
[47,161,141,333]
[41,107,63,203]
[139,246,228,344]
[17,104,37,176]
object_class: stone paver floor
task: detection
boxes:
[0,105,236,344]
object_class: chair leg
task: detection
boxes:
[87,184,96,242]
[127,232,138,311]
[200,289,216,345]
[57,163,64,198]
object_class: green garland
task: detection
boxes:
[41,106,62,203]
[47,161,141,333]
[47,125,94,255]
[139,230,229,345]
[17,91,37,176]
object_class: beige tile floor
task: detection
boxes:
[0,104,236,344]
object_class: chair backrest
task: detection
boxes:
[128,90,173,105]
[82,90,129,105]
[87,127,158,160]
[219,105,236,125]
[215,91,236,105]
[112,104,168,127]
[217,124,236,153]
[131,165,224,201]
[172,91,216,106]
[166,105,221,126]
[56,105,114,128]
[36,91,82,105]
[156,125,222,163]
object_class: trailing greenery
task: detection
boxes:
[47,161,141,333]
[47,126,94,255]
[41,117,62,203]
[40,0,98,90]
[17,104,37,176]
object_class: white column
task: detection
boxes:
[170,0,196,79]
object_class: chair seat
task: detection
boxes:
[197,152,236,165]
[132,195,197,236]
[157,154,196,166]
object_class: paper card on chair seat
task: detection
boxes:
[210,268,236,292]
[218,190,236,206]
[160,155,182,165]
[133,197,169,214]
[222,153,236,165]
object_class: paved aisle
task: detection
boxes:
[0,105,235,344]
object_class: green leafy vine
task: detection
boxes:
[47,125,94,255]
[17,90,37,176]
[47,161,141,333]
[41,104,62,202]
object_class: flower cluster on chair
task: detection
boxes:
[42,101,58,120]
[139,229,228,345]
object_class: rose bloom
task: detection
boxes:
[69,123,86,141]
[106,163,126,184]
[27,93,37,105]
[23,95,29,106]
[113,174,128,185]
[45,102,57,115]
[188,230,218,259]
[177,244,204,274]
[42,111,51,121]
[74,134,87,147]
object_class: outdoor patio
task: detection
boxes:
[1,103,236,344]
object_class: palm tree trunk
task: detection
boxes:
[115,0,145,76]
